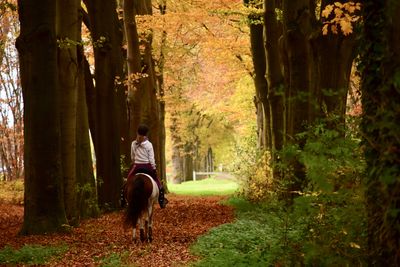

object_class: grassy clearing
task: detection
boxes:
[0,244,68,265]
[168,178,238,196]
[0,180,24,204]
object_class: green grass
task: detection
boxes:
[0,244,68,265]
[190,197,285,267]
[96,251,131,267]
[168,178,238,196]
[190,195,367,266]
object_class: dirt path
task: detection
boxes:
[0,194,234,266]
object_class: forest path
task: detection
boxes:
[0,194,234,266]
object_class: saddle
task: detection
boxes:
[130,167,156,183]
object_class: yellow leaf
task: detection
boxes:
[334,2,343,8]
[344,3,356,13]
[340,20,353,35]
[322,5,333,18]
[322,24,329,35]
[331,24,338,34]
[349,242,361,249]
[334,7,343,18]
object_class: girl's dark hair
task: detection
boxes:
[137,124,149,136]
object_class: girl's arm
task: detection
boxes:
[147,143,156,169]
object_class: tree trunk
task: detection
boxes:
[76,12,98,219]
[124,0,165,185]
[282,0,313,139]
[56,0,79,226]
[254,0,358,193]
[312,1,357,123]
[123,0,143,132]
[245,0,270,150]
[155,0,168,187]
[264,0,284,152]
[170,114,184,184]
[183,144,194,181]
[361,0,400,264]
[84,0,124,210]
[206,147,213,172]
[171,145,183,184]
[16,0,68,234]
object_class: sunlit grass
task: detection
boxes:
[168,178,238,196]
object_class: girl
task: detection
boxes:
[127,124,168,208]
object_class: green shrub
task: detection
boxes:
[0,179,24,204]
[193,117,368,265]
[230,131,274,202]
[0,244,68,265]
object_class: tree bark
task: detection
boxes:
[244,0,270,150]
[84,0,125,210]
[155,0,168,187]
[282,0,313,139]
[16,0,68,234]
[183,144,194,181]
[253,0,358,192]
[264,0,284,152]
[361,0,400,264]
[170,113,184,184]
[76,12,98,219]
[56,0,79,225]
[313,0,357,124]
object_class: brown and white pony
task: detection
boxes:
[124,173,159,242]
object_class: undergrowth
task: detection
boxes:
[192,117,368,266]
[192,194,366,266]
[0,179,24,204]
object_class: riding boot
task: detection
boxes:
[158,187,168,209]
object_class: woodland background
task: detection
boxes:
[0,0,399,266]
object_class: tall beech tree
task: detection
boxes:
[361,0,400,264]
[56,0,80,225]
[84,0,125,209]
[155,0,167,183]
[246,0,358,189]
[244,0,270,150]
[76,10,98,219]
[16,0,68,234]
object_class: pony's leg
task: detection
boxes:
[144,220,149,242]
[147,203,154,242]
[139,217,146,242]
[132,225,137,243]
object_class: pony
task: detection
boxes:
[123,173,159,242]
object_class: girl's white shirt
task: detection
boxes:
[131,139,156,169]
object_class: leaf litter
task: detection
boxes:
[0,195,234,266]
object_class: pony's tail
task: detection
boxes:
[124,176,148,228]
